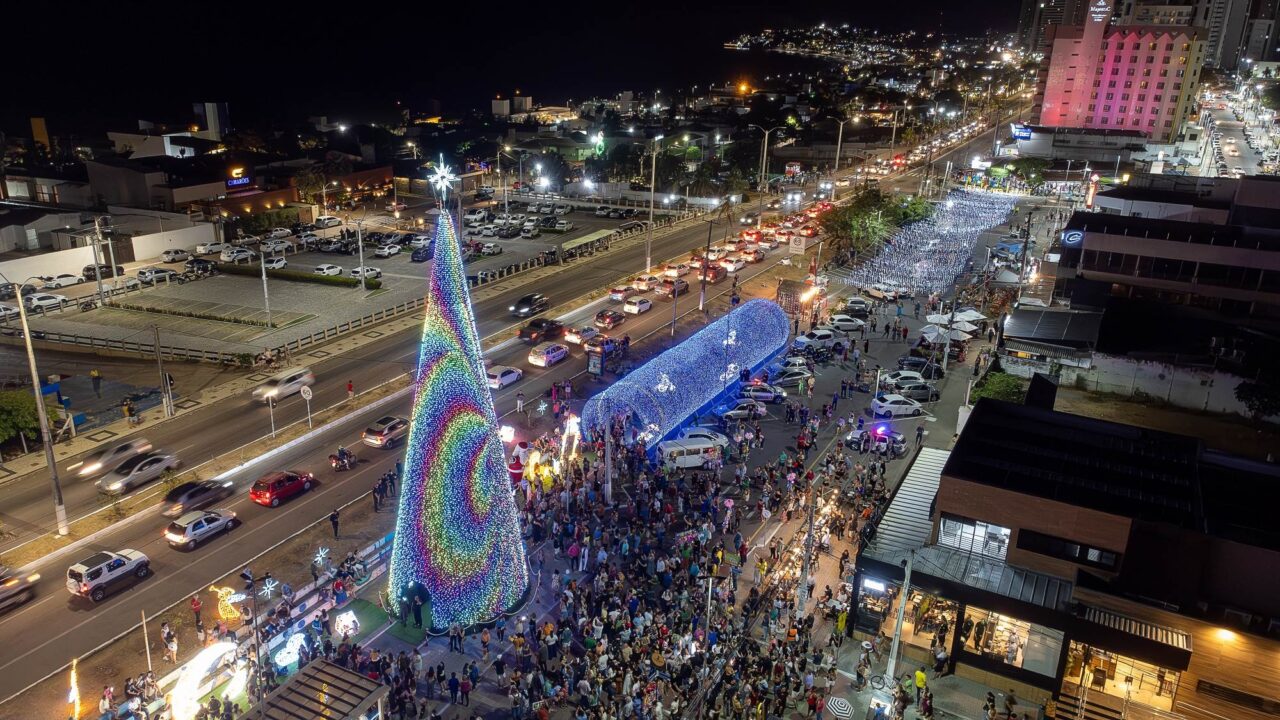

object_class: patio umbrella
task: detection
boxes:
[952,320,979,333]
[946,329,974,341]
[827,696,855,720]
[954,309,987,322]
[918,325,946,343]
[925,313,951,324]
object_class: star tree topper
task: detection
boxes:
[429,155,458,200]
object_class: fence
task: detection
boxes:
[1000,352,1276,423]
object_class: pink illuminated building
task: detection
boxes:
[1034,0,1207,143]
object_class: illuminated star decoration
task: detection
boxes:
[583,300,790,451]
[314,547,330,565]
[537,400,548,416]
[387,210,529,630]
[723,329,737,347]
[258,577,279,600]
[429,155,458,200]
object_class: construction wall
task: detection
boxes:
[130,224,216,261]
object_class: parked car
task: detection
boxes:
[249,470,315,507]
[517,318,565,343]
[0,304,20,321]
[623,297,652,314]
[160,249,191,263]
[265,228,293,239]
[81,263,127,279]
[677,426,732,450]
[595,206,612,217]
[259,239,291,253]
[509,293,550,317]
[480,243,503,256]
[845,426,908,456]
[871,393,924,418]
[656,279,689,297]
[739,382,788,404]
[527,342,569,368]
[410,245,435,262]
[95,452,180,494]
[42,274,84,289]
[770,368,813,388]
[65,549,151,602]
[185,258,217,274]
[160,480,234,518]
[374,244,401,258]
[315,216,342,228]
[714,398,767,421]
[165,509,238,551]
[0,283,38,300]
[313,264,344,276]
[23,293,67,312]
[136,266,180,283]
[897,382,941,403]
[361,415,410,448]
[262,257,287,270]
[219,248,256,264]
[486,365,523,389]
[793,328,839,350]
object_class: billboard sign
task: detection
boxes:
[1011,123,1033,140]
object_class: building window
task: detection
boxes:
[1174,82,1182,90]
[1016,528,1121,570]
[1066,642,1180,712]
[1116,42,1124,49]
[1122,93,1131,100]
[1086,116,1095,123]
[1154,94,1163,101]
[1113,54,1122,62]
[1140,81,1149,89]
[1166,43,1174,51]
[1149,119,1157,127]
[1117,118,1126,126]
[1130,55,1139,63]
[1145,56,1154,63]
[961,606,1063,677]
[1101,117,1110,124]
[1103,104,1112,111]
[1164,120,1173,127]
[1148,42,1157,51]
[1119,106,1128,113]
[1089,104,1097,111]
[938,514,1011,560]
[1162,56,1170,64]
[1112,68,1120,75]
[1124,81,1133,89]
[1160,69,1168,77]
[1138,94,1147,101]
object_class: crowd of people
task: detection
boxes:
[848,191,1017,298]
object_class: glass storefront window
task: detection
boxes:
[856,578,958,655]
[1064,641,1178,712]
[938,514,1012,560]
[961,606,1063,677]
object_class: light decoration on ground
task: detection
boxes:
[68,658,80,719]
[171,642,237,720]
[723,330,738,347]
[583,299,789,450]
[314,546,330,566]
[536,400,548,416]
[222,663,247,701]
[209,586,244,621]
[655,373,676,393]
[560,414,581,461]
[720,363,740,383]
[387,210,529,630]
[272,632,307,669]
[333,609,360,638]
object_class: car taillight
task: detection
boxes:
[80,582,89,593]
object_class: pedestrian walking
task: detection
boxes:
[372,481,382,511]
[516,391,525,414]
[346,380,354,400]
[91,368,102,398]
[916,424,925,445]
[902,326,909,343]
[329,509,340,538]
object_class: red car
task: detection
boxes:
[249,470,315,507]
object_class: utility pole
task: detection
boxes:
[884,550,916,686]
[646,136,664,273]
[153,325,174,417]
[5,274,69,535]
[834,119,846,172]
[259,252,273,328]
[90,218,107,303]
[354,220,367,292]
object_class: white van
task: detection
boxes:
[656,439,722,469]
[251,366,316,403]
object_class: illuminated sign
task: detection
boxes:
[227,176,252,189]
[1011,124,1033,140]
[1062,230,1084,246]
[1088,0,1111,22]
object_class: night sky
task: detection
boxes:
[4,0,1018,136]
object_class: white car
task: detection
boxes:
[555,220,574,232]
[739,382,788,404]
[195,241,226,255]
[632,274,661,292]
[663,263,691,277]
[480,243,503,256]
[826,314,866,333]
[297,233,320,247]
[565,326,599,344]
[771,368,813,388]
[315,216,342,228]
[374,244,401,258]
[715,398,767,421]
[42,274,84,289]
[66,549,151,602]
[263,257,288,270]
[521,227,541,239]
[527,342,569,368]
[623,297,652,315]
[871,393,924,418]
[266,228,293,239]
[160,249,191,263]
[259,239,291,253]
[705,246,728,261]
[884,370,926,390]
[0,304,21,320]
[793,328,839,349]
[221,247,256,263]
[95,452,180,494]
[165,509,239,551]
[677,427,731,450]
[553,204,571,215]
[720,257,746,273]
[350,266,382,279]
[486,365,523,389]
[313,264,343,276]
[23,293,66,312]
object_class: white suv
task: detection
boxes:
[66,549,151,602]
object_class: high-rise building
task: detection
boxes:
[1019,0,1091,53]
[1118,0,1258,67]
[1034,0,1207,143]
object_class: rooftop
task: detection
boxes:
[1003,308,1102,349]
[1095,184,1232,210]
[1065,210,1280,252]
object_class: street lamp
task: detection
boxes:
[0,271,69,536]
[646,134,666,273]
[320,180,337,214]
[748,124,786,189]
[825,116,853,172]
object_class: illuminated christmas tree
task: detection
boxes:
[388,162,529,629]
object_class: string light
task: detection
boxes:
[209,585,242,621]
[257,577,279,600]
[171,642,237,720]
[583,299,789,450]
[272,633,306,668]
[313,547,330,565]
[388,211,529,630]
[69,658,80,720]
[720,363,740,383]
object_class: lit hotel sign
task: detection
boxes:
[227,167,252,189]
[1088,0,1111,22]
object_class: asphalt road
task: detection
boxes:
[0,120,1007,699]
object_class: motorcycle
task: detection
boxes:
[329,452,357,471]
[79,299,99,312]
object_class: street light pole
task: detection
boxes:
[2,272,69,535]
[153,325,174,418]
[354,220,367,292]
[646,135,665,274]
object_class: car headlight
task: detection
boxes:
[79,462,101,476]
[108,481,123,491]
[509,306,516,311]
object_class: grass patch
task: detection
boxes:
[215,263,383,290]
[114,302,274,328]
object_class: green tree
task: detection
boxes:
[971,372,1028,404]
[0,390,40,446]
[1235,381,1280,421]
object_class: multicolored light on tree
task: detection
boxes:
[388,211,529,629]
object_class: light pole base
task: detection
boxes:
[55,503,69,536]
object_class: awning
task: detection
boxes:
[561,229,614,252]
[242,660,390,720]
[861,448,948,560]
[1082,605,1191,650]
[1070,604,1194,670]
